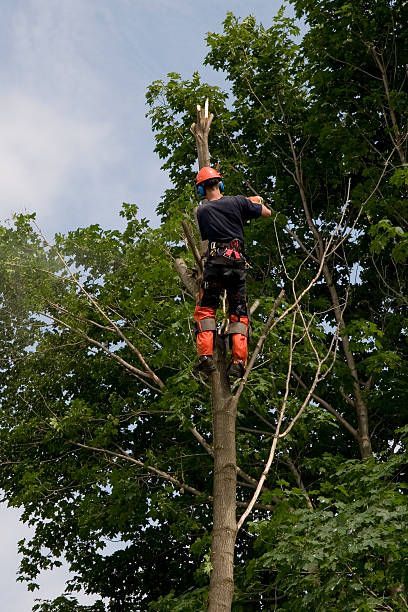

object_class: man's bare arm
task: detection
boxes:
[248,195,272,217]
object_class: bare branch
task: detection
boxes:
[248,407,276,430]
[292,372,359,442]
[326,52,382,81]
[174,257,198,297]
[72,441,274,511]
[249,299,260,315]
[370,44,406,165]
[283,457,314,511]
[73,441,204,497]
[234,290,285,402]
[34,222,165,390]
[190,426,213,456]
[237,426,273,437]
[43,312,162,393]
[190,426,259,489]
[371,256,408,305]
[237,311,298,531]
[339,386,357,408]
[181,220,204,273]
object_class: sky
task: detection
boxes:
[1,0,289,608]
[0,0,289,237]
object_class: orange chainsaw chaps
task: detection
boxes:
[194,306,216,356]
[230,314,249,363]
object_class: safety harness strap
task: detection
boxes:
[208,239,245,262]
[228,321,248,336]
[198,318,216,332]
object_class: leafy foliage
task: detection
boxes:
[0,0,407,610]
[247,446,408,611]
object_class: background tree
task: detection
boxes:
[0,1,407,610]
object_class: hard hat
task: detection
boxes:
[195,166,223,185]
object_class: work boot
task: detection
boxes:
[195,355,216,376]
[227,359,245,379]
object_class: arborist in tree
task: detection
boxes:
[194,166,271,378]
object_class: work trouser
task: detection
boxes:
[194,261,249,363]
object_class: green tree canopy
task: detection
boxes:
[0,1,407,610]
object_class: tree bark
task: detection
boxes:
[323,265,372,458]
[190,99,213,169]
[208,341,237,611]
[191,101,237,611]
[286,129,372,459]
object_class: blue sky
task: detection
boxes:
[0,0,286,237]
[1,1,288,608]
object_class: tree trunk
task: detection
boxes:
[323,264,372,459]
[287,132,372,459]
[190,101,237,611]
[208,341,237,611]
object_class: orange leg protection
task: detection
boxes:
[194,306,216,356]
[230,314,249,363]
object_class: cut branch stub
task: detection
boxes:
[181,220,203,274]
[174,258,199,296]
[190,99,214,169]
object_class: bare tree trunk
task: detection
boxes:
[286,128,372,459]
[324,266,372,458]
[191,101,237,611]
[208,341,237,611]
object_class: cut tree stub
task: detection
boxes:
[190,100,214,169]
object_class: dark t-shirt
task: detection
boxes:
[196,195,262,245]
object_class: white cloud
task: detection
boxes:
[0,506,35,612]
[123,0,193,15]
[11,0,105,99]
[0,92,119,222]
[0,504,99,610]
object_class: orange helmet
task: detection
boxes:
[195,166,222,185]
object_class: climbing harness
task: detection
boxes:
[207,239,245,264]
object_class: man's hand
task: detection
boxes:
[248,195,271,217]
[248,195,264,205]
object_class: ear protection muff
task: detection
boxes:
[197,181,224,198]
[197,184,206,198]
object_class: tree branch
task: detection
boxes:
[370,45,406,165]
[190,99,213,169]
[283,457,314,511]
[44,312,162,393]
[292,372,359,441]
[71,440,274,511]
[72,441,204,497]
[181,220,204,273]
[237,311,298,531]
[233,290,285,402]
[190,426,259,489]
[35,222,165,390]
[174,257,198,297]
